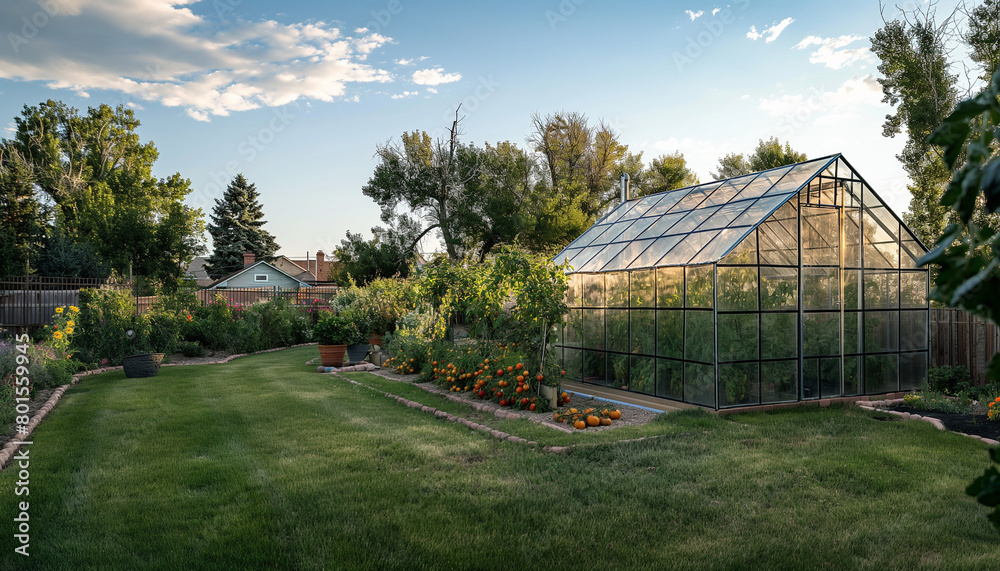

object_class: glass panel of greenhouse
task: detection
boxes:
[553,154,930,410]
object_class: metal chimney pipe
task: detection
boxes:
[619,172,630,204]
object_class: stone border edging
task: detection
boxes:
[0,385,68,470]
[317,363,380,373]
[331,372,576,453]
[856,398,1000,446]
[0,342,319,472]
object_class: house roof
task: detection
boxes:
[271,256,316,282]
[205,260,314,289]
[184,256,215,287]
[284,255,338,283]
[553,154,926,273]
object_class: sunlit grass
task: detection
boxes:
[1,345,998,570]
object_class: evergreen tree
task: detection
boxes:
[0,149,47,275]
[204,174,279,279]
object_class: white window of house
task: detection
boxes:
[254,274,268,282]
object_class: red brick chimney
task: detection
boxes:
[315,250,325,280]
[243,252,255,267]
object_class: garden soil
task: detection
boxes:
[889,405,1000,441]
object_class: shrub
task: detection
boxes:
[928,366,973,395]
[74,288,152,365]
[185,295,237,351]
[183,296,312,354]
[154,287,199,315]
[249,297,311,349]
[178,341,205,357]
[314,314,360,345]
[146,311,183,355]
[365,277,418,335]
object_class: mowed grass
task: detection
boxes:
[1,345,999,570]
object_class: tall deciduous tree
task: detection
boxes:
[362,109,480,261]
[711,153,751,179]
[335,227,412,285]
[204,174,279,279]
[871,6,959,245]
[965,0,1000,83]
[4,100,204,281]
[461,141,534,261]
[638,151,699,196]
[711,137,807,179]
[528,111,631,218]
[525,112,636,251]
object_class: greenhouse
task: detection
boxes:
[552,154,930,410]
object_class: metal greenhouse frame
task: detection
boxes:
[552,154,930,410]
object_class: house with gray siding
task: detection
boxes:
[206,258,312,290]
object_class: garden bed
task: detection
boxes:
[887,404,1000,441]
[369,368,662,431]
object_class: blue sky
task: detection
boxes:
[0,0,961,258]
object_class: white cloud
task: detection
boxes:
[390,91,418,99]
[426,87,438,94]
[685,10,704,20]
[794,35,874,69]
[412,67,462,86]
[395,58,413,65]
[758,75,883,121]
[712,8,721,16]
[0,0,401,121]
[746,17,794,43]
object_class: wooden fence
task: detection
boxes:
[136,286,341,315]
[2,276,339,336]
[931,308,1000,385]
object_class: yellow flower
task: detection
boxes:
[65,327,74,335]
[53,331,63,340]
[55,307,64,314]
[70,306,79,313]
[67,320,75,327]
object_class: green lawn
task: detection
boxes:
[1,345,999,570]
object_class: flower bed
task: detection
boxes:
[385,340,564,412]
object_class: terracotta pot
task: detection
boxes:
[318,344,347,367]
[368,333,383,347]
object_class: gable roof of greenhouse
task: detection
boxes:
[553,153,925,274]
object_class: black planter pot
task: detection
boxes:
[122,353,165,378]
[346,343,370,364]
